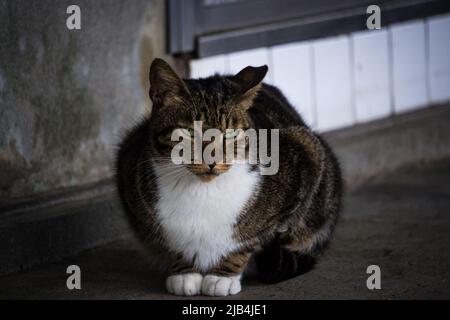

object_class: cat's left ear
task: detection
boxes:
[149,58,190,108]
[230,65,268,109]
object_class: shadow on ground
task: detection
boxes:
[1,160,449,299]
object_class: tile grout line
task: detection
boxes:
[348,34,357,125]
[424,18,432,106]
[309,42,318,130]
[387,26,396,116]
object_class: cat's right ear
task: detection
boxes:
[230,65,268,109]
[149,58,190,107]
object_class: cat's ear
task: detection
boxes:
[230,65,268,109]
[149,58,190,107]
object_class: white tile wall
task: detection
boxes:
[352,29,392,122]
[313,36,354,131]
[190,54,227,78]
[428,14,450,103]
[271,42,315,127]
[189,13,450,132]
[228,47,273,83]
[391,20,428,112]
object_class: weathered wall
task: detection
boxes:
[0,0,169,203]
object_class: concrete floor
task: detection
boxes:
[1,160,449,299]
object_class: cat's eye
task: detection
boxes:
[180,128,195,139]
[224,130,238,139]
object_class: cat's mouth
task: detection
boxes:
[186,163,230,182]
[197,171,220,182]
[200,171,219,176]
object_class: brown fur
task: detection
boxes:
[116,58,342,287]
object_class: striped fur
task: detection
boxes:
[116,59,342,296]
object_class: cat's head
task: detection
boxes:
[148,58,267,181]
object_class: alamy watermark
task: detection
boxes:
[366,5,381,30]
[66,265,81,290]
[66,5,81,30]
[170,121,279,175]
[366,265,381,290]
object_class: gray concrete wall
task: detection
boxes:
[0,0,169,203]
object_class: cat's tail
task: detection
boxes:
[254,236,317,284]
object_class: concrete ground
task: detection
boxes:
[1,160,449,299]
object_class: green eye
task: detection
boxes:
[224,130,237,139]
[180,128,195,138]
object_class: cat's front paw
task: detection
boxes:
[201,274,242,297]
[166,273,203,296]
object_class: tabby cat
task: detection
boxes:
[116,58,342,296]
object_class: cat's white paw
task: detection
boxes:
[166,273,203,296]
[201,274,242,297]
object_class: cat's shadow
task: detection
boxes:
[87,240,263,298]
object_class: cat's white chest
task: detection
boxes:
[153,164,260,271]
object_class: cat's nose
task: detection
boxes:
[208,163,216,170]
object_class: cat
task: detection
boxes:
[116,58,342,296]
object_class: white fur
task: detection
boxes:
[201,274,242,296]
[166,273,203,296]
[153,162,260,272]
